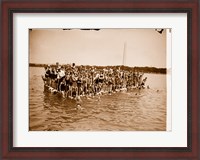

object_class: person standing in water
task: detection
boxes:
[59,78,66,98]
[77,75,82,96]
[57,66,65,91]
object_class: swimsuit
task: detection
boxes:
[60,83,66,91]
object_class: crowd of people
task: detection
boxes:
[42,63,147,99]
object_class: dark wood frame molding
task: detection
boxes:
[1,0,199,159]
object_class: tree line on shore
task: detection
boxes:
[29,63,166,74]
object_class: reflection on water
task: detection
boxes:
[29,67,166,131]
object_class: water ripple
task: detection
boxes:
[29,67,167,131]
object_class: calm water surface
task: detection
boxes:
[29,67,166,131]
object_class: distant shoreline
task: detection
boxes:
[29,63,166,74]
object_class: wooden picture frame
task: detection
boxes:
[1,0,199,159]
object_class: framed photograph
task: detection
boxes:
[1,0,199,159]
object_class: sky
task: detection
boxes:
[29,29,166,68]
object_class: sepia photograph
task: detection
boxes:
[29,28,170,131]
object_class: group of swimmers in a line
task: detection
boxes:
[42,63,148,99]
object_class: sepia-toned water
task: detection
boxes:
[29,67,166,131]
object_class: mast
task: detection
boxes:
[122,42,126,66]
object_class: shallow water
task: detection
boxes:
[29,67,166,131]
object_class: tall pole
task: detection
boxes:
[122,42,126,66]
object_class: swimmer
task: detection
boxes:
[76,104,83,110]
[75,96,84,110]
[76,95,82,102]
[75,95,82,105]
